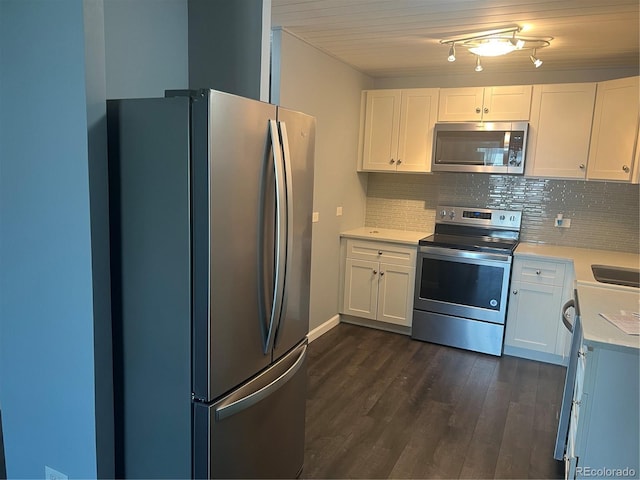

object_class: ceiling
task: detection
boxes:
[271,0,640,78]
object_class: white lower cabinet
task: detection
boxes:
[504,257,574,364]
[341,239,416,328]
[565,334,639,479]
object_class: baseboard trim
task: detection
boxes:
[307,315,340,343]
[503,345,569,366]
[340,314,411,336]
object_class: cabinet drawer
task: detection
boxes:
[514,259,566,286]
[345,239,416,266]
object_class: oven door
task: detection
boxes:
[414,246,512,324]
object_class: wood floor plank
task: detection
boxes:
[302,324,566,479]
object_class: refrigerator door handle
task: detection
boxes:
[274,121,294,346]
[562,298,575,333]
[260,119,287,355]
[214,342,307,421]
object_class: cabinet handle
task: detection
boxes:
[536,270,541,275]
[512,290,518,295]
[389,158,396,164]
[572,400,582,407]
[372,269,378,275]
[380,271,385,276]
[623,165,630,173]
[578,350,586,358]
[475,107,481,114]
[484,107,489,114]
[378,250,383,255]
[397,159,402,165]
[579,163,585,169]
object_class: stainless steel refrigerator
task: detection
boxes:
[107,89,315,479]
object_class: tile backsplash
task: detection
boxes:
[365,173,640,254]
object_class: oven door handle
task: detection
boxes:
[418,245,511,263]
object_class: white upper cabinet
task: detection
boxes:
[526,83,597,179]
[587,76,640,182]
[437,85,532,122]
[360,88,439,172]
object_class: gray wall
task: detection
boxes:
[0,1,102,477]
[271,29,373,332]
[188,0,270,100]
[0,0,193,476]
[104,0,189,99]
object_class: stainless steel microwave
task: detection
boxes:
[432,122,528,174]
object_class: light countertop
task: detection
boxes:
[515,243,639,287]
[576,283,640,352]
[340,227,430,246]
[516,243,639,351]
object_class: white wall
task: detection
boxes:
[373,66,639,89]
[271,28,373,332]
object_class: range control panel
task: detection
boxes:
[436,205,522,230]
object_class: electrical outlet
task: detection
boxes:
[45,466,68,480]
[554,218,571,228]
[312,212,319,223]
[336,206,343,216]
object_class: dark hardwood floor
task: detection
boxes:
[302,323,566,479]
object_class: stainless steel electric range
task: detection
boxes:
[412,206,522,356]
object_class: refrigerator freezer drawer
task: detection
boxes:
[193,341,307,479]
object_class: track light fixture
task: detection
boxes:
[530,49,543,68]
[440,25,552,72]
[475,56,483,72]
[447,44,456,62]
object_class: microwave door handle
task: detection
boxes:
[503,131,511,166]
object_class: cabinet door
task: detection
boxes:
[587,76,640,181]
[396,89,439,172]
[362,90,401,171]
[437,87,484,121]
[482,85,532,121]
[505,280,564,353]
[526,83,596,179]
[343,258,378,320]
[377,262,413,326]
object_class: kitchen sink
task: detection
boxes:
[591,264,640,288]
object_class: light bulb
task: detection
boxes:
[530,50,543,68]
[475,56,483,72]
[447,44,456,62]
